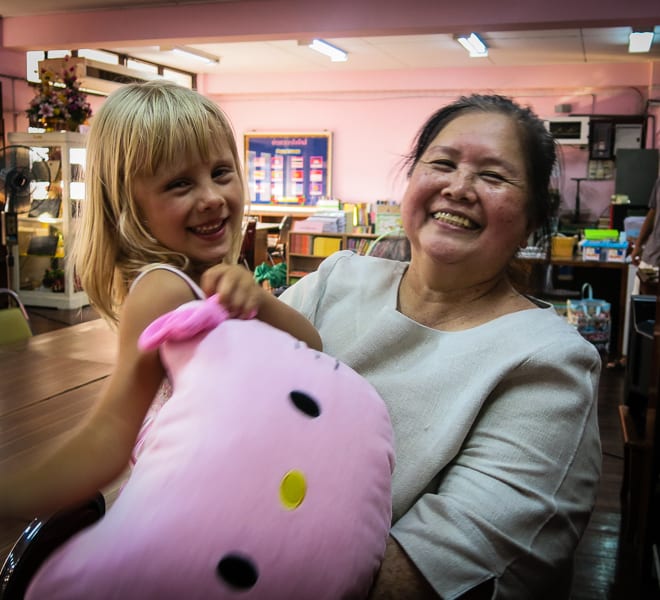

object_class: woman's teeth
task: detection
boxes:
[432,211,477,230]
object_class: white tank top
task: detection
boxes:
[130,263,206,299]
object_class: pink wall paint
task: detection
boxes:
[1,0,659,221]
[205,62,659,221]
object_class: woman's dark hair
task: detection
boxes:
[404,94,557,237]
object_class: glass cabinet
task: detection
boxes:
[8,131,88,309]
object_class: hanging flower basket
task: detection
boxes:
[26,56,92,132]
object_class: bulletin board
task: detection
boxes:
[244,132,332,205]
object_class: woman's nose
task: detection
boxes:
[442,168,477,201]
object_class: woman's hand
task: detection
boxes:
[200,264,266,319]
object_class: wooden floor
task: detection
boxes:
[570,362,659,600]
[22,307,660,598]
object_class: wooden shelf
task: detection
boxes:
[286,231,379,284]
[285,231,412,284]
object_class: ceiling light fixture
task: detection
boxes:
[168,46,220,64]
[307,39,348,62]
[628,30,654,53]
[456,33,488,57]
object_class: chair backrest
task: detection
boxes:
[276,215,293,246]
[239,219,257,271]
[0,288,32,344]
[0,493,105,600]
[365,229,411,261]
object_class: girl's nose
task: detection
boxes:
[197,183,225,210]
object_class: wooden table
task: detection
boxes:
[0,320,117,563]
[520,256,630,360]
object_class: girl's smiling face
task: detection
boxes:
[401,111,532,279]
[133,145,244,268]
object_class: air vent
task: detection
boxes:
[38,57,162,95]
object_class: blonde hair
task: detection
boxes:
[73,81,246,324]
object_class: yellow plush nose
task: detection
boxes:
[279,469,307,510]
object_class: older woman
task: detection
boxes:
[279,94,601,599]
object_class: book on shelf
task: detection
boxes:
[312,236,342,257]
[345,236,372,255]
[292,209,350,233]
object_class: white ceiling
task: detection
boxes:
[1,0,659,75]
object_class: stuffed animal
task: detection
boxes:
[27,296,395,599]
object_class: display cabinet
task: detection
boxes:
[8,131,88,309]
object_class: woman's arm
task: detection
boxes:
[0,271,198,520]
[369,536,439,599]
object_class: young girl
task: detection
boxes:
[1,81,321,520]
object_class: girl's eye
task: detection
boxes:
[213,165,234,180]
[165,179,189,191]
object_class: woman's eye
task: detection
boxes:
[426,159,454,170]
[481,171,508,182]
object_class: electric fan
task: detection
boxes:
[0,145,52,288]
[0,145,52,219]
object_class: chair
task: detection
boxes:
[365,229,411,261]
[267,216,292,265]
[238,218,257,271]
[619,293,659,596]
[0,288,32,344]
[0,492,105,600]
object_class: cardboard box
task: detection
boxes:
[580,240,627,262]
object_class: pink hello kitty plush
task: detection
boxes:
[27,295,395,600]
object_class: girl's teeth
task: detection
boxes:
[193,222,221,234]
[432,211,476,229]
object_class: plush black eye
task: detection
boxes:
[217,553,259,589]
[290,390,321,418]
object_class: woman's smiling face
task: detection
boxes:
[401,111,532,278]
[133,144,244,268]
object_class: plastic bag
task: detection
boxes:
[566,283,611,352]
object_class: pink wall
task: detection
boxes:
[204,62,659,221]
[2,0,659,221]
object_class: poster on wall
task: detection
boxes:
[244,132,332,205]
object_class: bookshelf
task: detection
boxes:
[286,231,410,284]
[286,232,373,283]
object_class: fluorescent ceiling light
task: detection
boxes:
[308,39,348,62]
[628,31,654,53]
[456,33,488,57]
[168,46,220,64]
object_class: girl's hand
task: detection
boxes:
[200,264,265,319]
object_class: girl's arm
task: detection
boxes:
[0,270,198,520]
[201,264,322,351]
